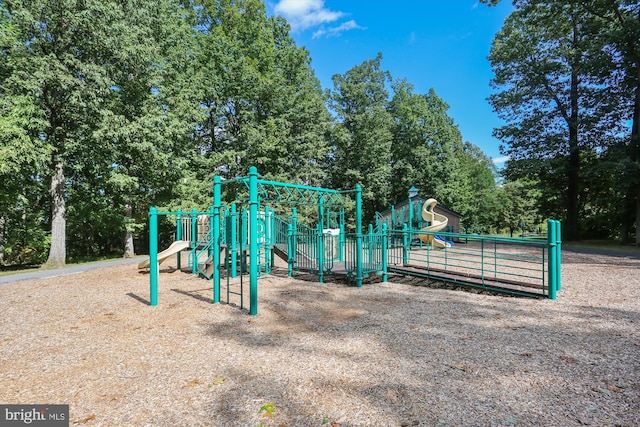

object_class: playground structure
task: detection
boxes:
[143,167,389,315]
[142,167,562,315]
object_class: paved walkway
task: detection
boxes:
[0,256,147,285]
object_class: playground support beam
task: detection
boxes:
[149,206,158,306]
[176,210,182,269]
[213,176,222,303]
[547,219,562,299]
[355,184,363,287]
[249,166,259,315]
[318,196,324,283]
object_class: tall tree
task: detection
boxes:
[0,0,193,265]
[488,1,624,240]
[185,0,331,203]
[583,0,640,243]
[328,53,393,222]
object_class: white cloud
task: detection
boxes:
[312,20,366,38]
[492,155,510,164]
[274,0,344,31]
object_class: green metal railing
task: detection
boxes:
[386,219,561,298]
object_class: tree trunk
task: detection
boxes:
[123,201,135,258]
[44,159,66,268]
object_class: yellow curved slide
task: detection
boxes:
[138,240,191,269]
[418,199,451,248]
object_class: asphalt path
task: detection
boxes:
[0,256,147,285]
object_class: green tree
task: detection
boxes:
[388,80,500,232]
[485,0,640,243]
[0,0,193,265]
[497,179,541,237]
[184,0,331,206]
[489,1,625,240]
[328,53,393,222]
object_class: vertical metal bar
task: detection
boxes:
[287,222,294,277]
[481,238,485,285]
[213,176,221,303]
[264,206,271,274]
[176,209,182,270]
[355,185,363,287]
[231,204,237,278]
[149,206,158,306]
[292,208,298,268]
[555,220,562,291]
[249,166,259,315]
[402,223,409,265]
[547,219,557,300]
[382,223,388,282]
[191,208,197,274]
[339,209,345,261]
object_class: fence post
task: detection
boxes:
[287,222,294,277]
[318,196,325,283]
[231,203,237,278]
[264,206,271,274]
[149,206,158,306]
[339,209,345,261]
[555,220,562,291]
[402,223,409,265]
[382,223,388,282]
[176,209,182,270]
[191,208,197,274]
[290,208,298,264]
[547,219,557,300]
[355,185,363,287]
[213,176,221,303]
[248,166,259,315]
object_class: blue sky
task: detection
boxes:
[266,0,515,164]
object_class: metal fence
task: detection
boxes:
[386,220,561,298]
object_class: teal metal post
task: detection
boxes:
[339,209,345,261]
[554,220,562,291]
[317,196,325,283]
[209,205,214,256]
[402,223,409,265]
[355,185,363,287]
[287,222,294,277]
[547,219,557,300]
[368,223,374,268]
[149,207,159,306]
[264,206,271,274]
[381,223,388,282]
[391,206,395,229]
[191,208,197,274]
[213,176,222,303]
[231,203,237,278]
[291,208,298,267]
[249,166,259,315]
[241,208,248,273]
[176,209,182,270]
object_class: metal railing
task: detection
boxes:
[386,220,561,298]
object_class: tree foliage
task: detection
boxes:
[488,0,640,243]
[0,0,512,267]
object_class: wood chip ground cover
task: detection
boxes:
[0,250,638,426]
